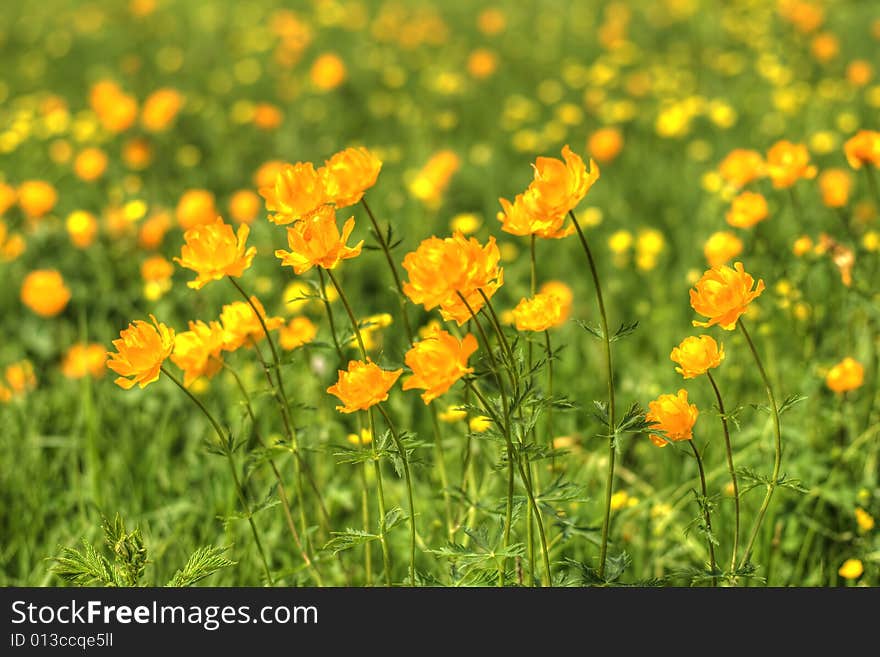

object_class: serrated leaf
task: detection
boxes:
[610,319,639,342]
[576,319,604,340]
[322,529,380,555]
[778,394,807,415]
[166,546,236,587]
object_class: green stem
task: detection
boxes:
[545,330,555,469]
[569,210,616,579]
[317,268,344,362]
[355,418,373,586]
[160,366,275,585]
[737,318,783,570]
[688,440,718,586]
[706,370,739,575]
[325,268,367,356]
[864,164,880,208]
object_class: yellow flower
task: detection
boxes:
[522,145,600,220]
[439,404,467,423]
[219,297,284,351]
[252,103,283,131]
[497,193,574,239]
[718,149,764,189]
[588,127,624,164]
[170,320,227,387]
[66,211,99,249]
[176,189,217,230]
[690,262,765,330]
[635,228,665,270]
[838,558,863,580]
[512,293,563,332]
[107,315,175,390]
[469,415,493,433]
[275,205,363,274]
[347,428,373,446]
[403,329,478,404]
[843,130,880,169]
[310,52,347,91]
[5,360,36,396]
[323,147,382,208]
[402,232,504,325]
[540,281,573,325]
[646,389,699,447]
[608,229,633,255]
[765,140,817,188]
[17,180,57,219]
[228,190,261,224]
[818,168,852,208]
[726,191,769,229]
[260,161,329,225]
[409,150,460,207]
[73,147,108,182]
[141,88,184,132]
[326,360,402,413]
[703,231,743,267]
[793,235,814,256]
[138,210,171,250]
[61,343,107,380]
[825,357,864,393]
[21,269,71,317]
[175,216,256,289]
[450,212,481,235]
[89,80,137,133]
[670,335,724,379]
[855,507,875,533]
[279,317,317,350]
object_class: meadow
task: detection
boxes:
[0,0,878,587]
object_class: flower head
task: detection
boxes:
[275,205,363,274]
[540,280,573,325]
[588,127,624,163]
[176,189,217,230]
[403,329,478,404]
[170,320,227,387]
[220,297,284,351]
[818,168,853,208]
[323,147,382,208]
[512,293,563,332]
[670,335,725,379]
[409,150,461,208]
[61,343,107,379]
[402,232,504,325]
[718,149,764,188]
[646,389,699,447]
[703,231,743,267]
[690,262,765,330]
[838,558,863,580]
[825,357,864,393]
[726,192,768,229]
[326,360,402,413]
[141,88,184,132]
[175,216,256,289]
[17,180,57,219]
[522,145,599,220]
[260,161,328,225]
[844,130,880,169]
[279,317,318,350]
[765,140,817,188]
[497,194,574,239]
[5,360,36,396]
[107,315,174,389]
[21,269,71,317]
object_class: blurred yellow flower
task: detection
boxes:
[439,404,467,423]
[409,150,460,208]
[588,127,623,163]
[469,415,493,433]
[141,88,183,132]
[844,130,880,169]
[61,343,107,380]
[17,180,57,219]
[5,360,36,396]
[855,507,875,533]
[310,52,347,91]
[220,297,284,351]
[703,231,743,267]
[540,280,573,325]
[838,558,863,580]
[450,212,481,235]
[792,235,814,256]
[21,269,71,317]
[825,357,864,393]
[347,428,373,446]
[817,169,852,208]
[73,147,108,182]
[176,189,217,230]
[170,320,227,387]
[726,191,769,228]
[512,293,563,332]
[66,210,99,249]
[766,140,817,188]
[279,317,317,351]
[228,190,260,224]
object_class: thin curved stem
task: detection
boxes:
[317,268,344,361]
[160,366,274,585]
[569,210,616,579]
[706,370,739,574]
[688,440,718,586]
[377,404,416,586]
[544,330,555,468]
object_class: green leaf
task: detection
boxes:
[610,319,639,342]
[322,529,380,555]
[576,319,604,340]
[778,393,807,415]
[167,546,236,587]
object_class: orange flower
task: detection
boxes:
[402,232,504,325]
[229,190,260,224]
[522,145,600,220]
[646,389,699,447]
[138,210,172,250]
[252,103,283,130]
[219,297,283,351]
[703,231,743,267]
[726,191,769,229]
[718,149,765,188]
[765,140,817,188]
[323,147,382,208]
[810,32,838,63]
[497,193,574,239]
[310,52,347,90]
[588,127,624,163]
[21,269,71,317]
[275,205,363,274]
[816,233,855,287]
[825,357,864,393]
[123,137,153,170]
[5,360,37,396]
[402,329,478,404]
[792,235,813,256]
[141,88,184,132]
[512,293,563,332]
[89,80,138,133]
[260,161,328,225]
[818,169,852,208]
[176,189,217,229]
[66,211,99,249]
[106,315,175,389]
[73,147,108,182]
[141,255,174,282]
[670,335,724,379]
[327,360,402,413]
[175,216,256,289]
[0,220,26,262]
[17,180,57,219]
[279,317,317,350]
[846,60,873,86]
[254,160,286,189]
[844,130,880,169]
[467,48,498,79]
[690,262,765,330]
[539,280,573,325]
[61,343,107,379]
[170,320,227,387]
[409,150,461,207]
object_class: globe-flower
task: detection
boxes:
[522,145,600,220]
[279,317,318,350]
[73,148,108,182]
[402,232,504,325]
[141,88,184,132]
[765,140,817,188]
[726,192,768,229]
[818,168,853,208]
[21,269,71,317]
[260,161,328,225]
[409,150,461,208]
[61,343,107,379]
[228,190,261,224]
[170,320,227,387]
[703,231,743,267]
[219,296,284,351]
[89,80,137,133]
[176,189,217,229]
[825,357,864,393]
[497,193,574,239]
[5,360,36,396]
[588,127,624,164]
[670,335,725,379]
[512,293,563,332]
[323,147,382,208]
[275,205,363,274]
[402,329,478,404]
[690,262,765,330]
[838,558,863,580]
[645,389,699,447]
[66,211,99,249]
[106,315,175,389]
[844,130,880,169]
[17,180,57,219]
[718,149,764,188]
[326,360,403,413]
[175,216,256,289]
[540,280,573,325]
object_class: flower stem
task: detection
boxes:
[706,370,739,575]
[545,330,555,468]
[569,210,616,579]
[864,164,880,208]
[737,318,783,570]
[688,440,718,586]
[160,366,275,585]
[316,268,344,361]
[325,268,367,356]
